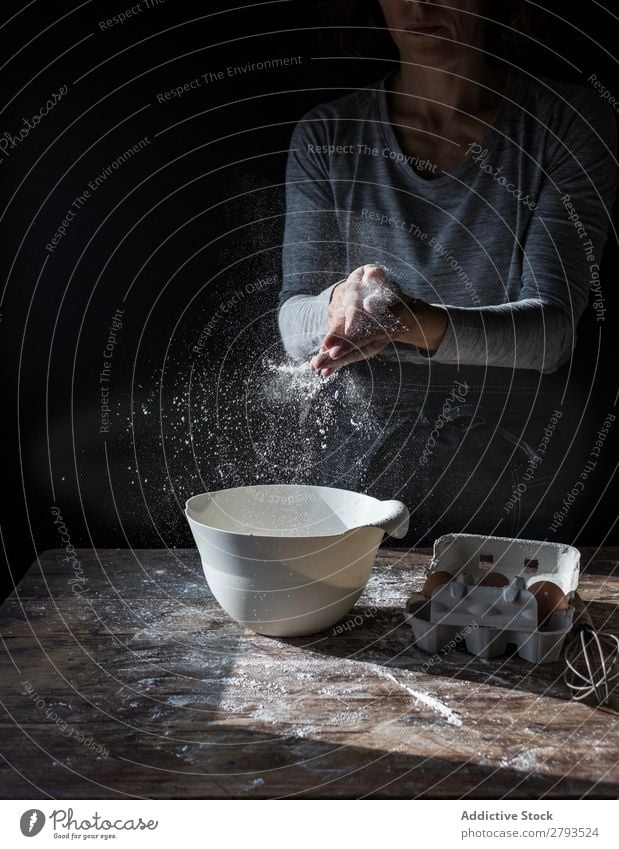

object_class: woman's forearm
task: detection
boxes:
[421,299,576,373]
[278,285,339,360]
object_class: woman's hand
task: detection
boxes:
[309,264,448,376]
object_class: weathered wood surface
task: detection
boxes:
[0,547,617,799]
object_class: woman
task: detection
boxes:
[278,0,617,544]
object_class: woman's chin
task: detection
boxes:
[398,42,455,63]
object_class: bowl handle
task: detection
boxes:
[369,500,410,539]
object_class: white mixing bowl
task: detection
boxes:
[185,484,409,637]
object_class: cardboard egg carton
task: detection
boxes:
[405,533,580,664]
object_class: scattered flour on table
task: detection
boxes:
[498,747,559,772]
[376,667,463,727]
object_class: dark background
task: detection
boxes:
[1,0,618,600]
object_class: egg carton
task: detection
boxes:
[405,533,580,664]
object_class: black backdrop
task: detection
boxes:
[2,0,618,600]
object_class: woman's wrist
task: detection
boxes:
[397,301,448,353]
[328,279,347,304]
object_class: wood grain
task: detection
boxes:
[0,547,617,799]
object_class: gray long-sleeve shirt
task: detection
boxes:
[278,70,618,373]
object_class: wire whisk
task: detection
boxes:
[563,593,619,706]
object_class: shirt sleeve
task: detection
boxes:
[427,86,618,373]
[278,109,348,360]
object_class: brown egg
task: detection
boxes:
[477,572,509,588]
[422,570,454,599]
[528,580,569,625]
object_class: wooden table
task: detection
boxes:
[0,547,617,799]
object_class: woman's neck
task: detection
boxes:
[392,58,507,127]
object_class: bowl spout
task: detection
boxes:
[361,499,409,539]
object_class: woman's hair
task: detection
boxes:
[317,1,541,63]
